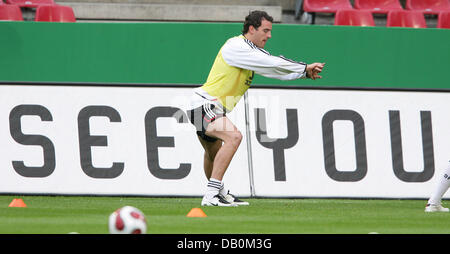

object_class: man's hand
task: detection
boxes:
[306,63,325,80]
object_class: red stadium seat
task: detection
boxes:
[334,9,375,26]
[386,10,427,28]
[406,0,450,15]
[35,5,75,22]
[0,4,23,21]
[437,11,450,28]
[303,0,353,13]
[4,0,54,8]
[354,0,403,14]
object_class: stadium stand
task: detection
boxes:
[5,0,54,8]
[354,0,403,14]
[437,10,450,28]
[57,1,283,22]
[298,0,353,23]
[0,3,23,20]
[386,10,427,28]
[0,0,440,27]
[406,0,450,15]
[35,4,75,22]
[334,9,375,26]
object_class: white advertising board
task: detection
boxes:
[0,85,250,196]
[0,84,449,199]
[247,88,450,198]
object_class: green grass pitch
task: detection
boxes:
[0,195,448,234]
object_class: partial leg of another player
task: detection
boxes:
[425,162,450,212]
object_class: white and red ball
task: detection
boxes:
[108,206,147,234]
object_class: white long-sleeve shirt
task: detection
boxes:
[194,35,308,111]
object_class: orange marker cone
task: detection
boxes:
[186,208,207,218]
[9,198,27,208]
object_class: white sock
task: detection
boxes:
[206,178,222,199]
[219,182,229,197]
[428,162,450,205]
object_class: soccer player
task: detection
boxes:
[425,162,450,212]
[186,10,325,206]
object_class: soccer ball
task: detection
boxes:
[108,206,147,234]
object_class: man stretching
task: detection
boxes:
[186,10,325,206]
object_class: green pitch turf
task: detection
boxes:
[0,195,448,234]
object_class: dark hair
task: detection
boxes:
[242,10,274,35]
